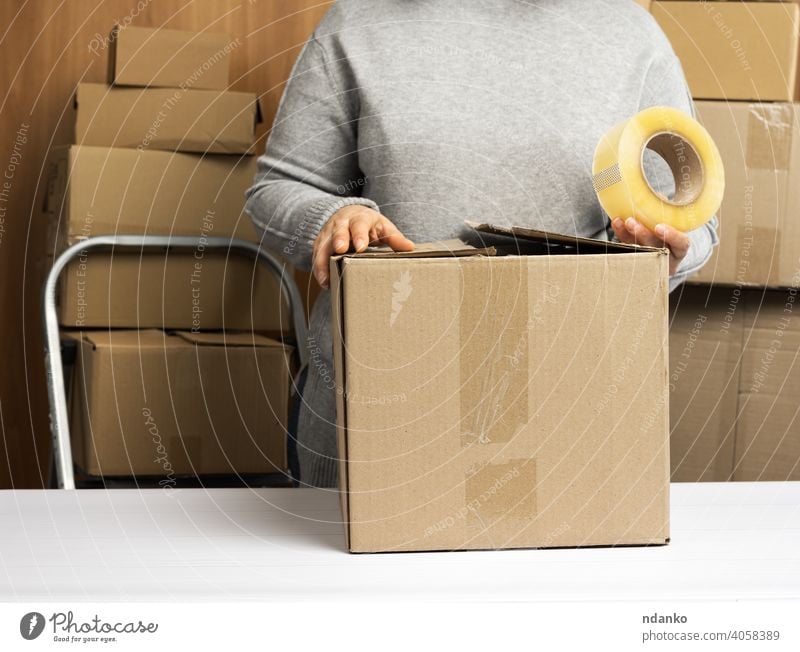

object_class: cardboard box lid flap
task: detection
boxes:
[337,239,497,261]
[80,329,177,349]
[174,331,292,350]
[467,221,664,254]
[80,330,292,352]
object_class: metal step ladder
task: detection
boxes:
[42,235,309,489]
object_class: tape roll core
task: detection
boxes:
[641,131,704,207]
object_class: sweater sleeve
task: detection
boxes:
[637,49,720,293]
[244,36,379,271]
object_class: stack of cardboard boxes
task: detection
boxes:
[649,1,800,481]
[44,26,292,481]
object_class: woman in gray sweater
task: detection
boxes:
[245,0,718,488]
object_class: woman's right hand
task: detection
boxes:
[312,205,414,288]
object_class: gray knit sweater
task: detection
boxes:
[245,0,718,488]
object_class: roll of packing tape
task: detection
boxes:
[592,106,724,232]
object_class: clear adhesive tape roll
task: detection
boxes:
[592,106,724,233]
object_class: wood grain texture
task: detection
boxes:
[0,0,330,488]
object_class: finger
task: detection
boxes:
[654,224,690,260]
[348,216,372,252]
[331,220,352,254]
[611,218,635,244]
[313,232,334,289]
[626,217,662,248]
[376,219,415,252]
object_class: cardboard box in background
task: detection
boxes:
[668,286,800,482]
[72,83,260,154]
[690,101,800,289]
[45,145,257,244]
[56,252,290,333]
[652,1,800,101]
[331,225,670,553]
[108,25,233,90]
[735,288,800,480]
[668,285,740,482]
[44,145,290,331]
[70,329,292,477]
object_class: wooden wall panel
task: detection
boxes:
[0,0,330,488]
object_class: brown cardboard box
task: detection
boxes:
[690,101,800,289]
[668,286,800,482]
[46,145,257,244]
[56,252,289,332]
[668,285,741,482]
[70,329,292,477]
[107,25,234,90]
[330,224,671,552]
[652,1,800,101]
[72,83,260,154]
[735,287,800,480]
[44,145,289,331]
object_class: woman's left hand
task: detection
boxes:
[610,217,690,276]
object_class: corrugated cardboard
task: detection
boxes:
[46,145,257,244]
[44,145,289,331]
[668,286,741,482]
[55,252,289,332]
[331,224,671,552]
[652,1,800,101]
[690,101,800,289]
[72,83,260,154]
[108,25,233,90]
[668,287,800,482]
[70,329,292,477]
[735,288,800,480]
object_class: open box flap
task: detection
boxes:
[466,221,665,254]
[80,329,173,350]
[334,238,496,262]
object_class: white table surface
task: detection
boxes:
[0,482,798,602]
